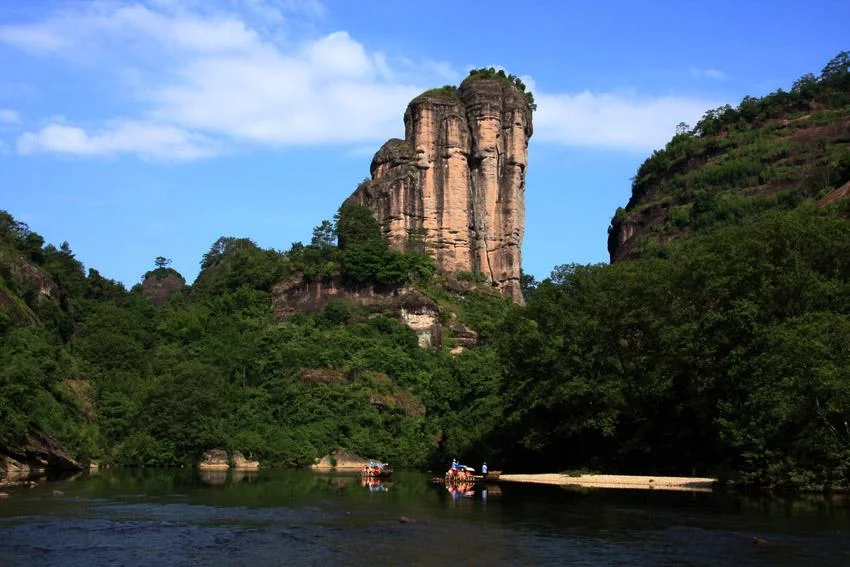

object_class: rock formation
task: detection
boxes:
[198,448,229,470]
[346,75,533,303]
[0,431,82,479]
[272,276,446,348]
[140,269,185,307]
[311,447,371,470]
[232,451,260,470]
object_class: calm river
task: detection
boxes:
[1,468,849,566]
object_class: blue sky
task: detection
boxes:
[1,0,848,287]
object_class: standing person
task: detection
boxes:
[482,462,488,476]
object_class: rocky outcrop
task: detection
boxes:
[273,276,388,319]
[15,256,59,299]
[607,204,671,262]
[0,256,60,326]
[198,448,229,470]
[0,432,82,479]
[449,321,479,348]
[141,269,185,307]
[347,75,533,303]
[399,302,442,348]
[312,448,370,470]
[232,451,260,470]
[272,276,445,348]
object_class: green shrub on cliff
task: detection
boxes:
[467,67,537,110]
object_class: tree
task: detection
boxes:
[820,51,850,82]
[200,237,257,269]
[520,270,538,301]
[154,256,172,270]
[310,220,335,249]
[334,204,384,250]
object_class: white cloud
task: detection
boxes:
[0,108,20,123]
[17,121,220,161]
[690,67,727,80]
[535,91,717,152]
[0,3,262,56]
[0,24,71,53]
[0,1,427,159]
[0,1,721,160]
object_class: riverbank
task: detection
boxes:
[499,473,717,492]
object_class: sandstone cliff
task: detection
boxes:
[347,75,533,303]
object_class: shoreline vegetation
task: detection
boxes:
[499,473,717,492]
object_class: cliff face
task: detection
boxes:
[347,76,533,303]
[140,269,186,307]
[272,276,445,348]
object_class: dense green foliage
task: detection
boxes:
[0,206,481,470]
[496,207,850,488]
[3,55,850,491]
[613,51,850,259]
[287,204,435,287]
[414,68,537,110]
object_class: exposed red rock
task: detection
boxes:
[271,276,444,348]
[140,269,185,306]
[347,76,533,303]
[818,180,850,208]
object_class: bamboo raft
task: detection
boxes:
[432,471,502,484]
[361,468,393,479]
[360,462,392,479]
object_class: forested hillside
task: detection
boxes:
[2,53,850,490]
[609,52,850,261]
[0,207,512,471]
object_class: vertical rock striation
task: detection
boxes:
[346,76,533,303]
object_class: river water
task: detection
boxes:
[1,468,848,566]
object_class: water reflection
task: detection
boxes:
[197,469,261,486]
[2,469,850,566]
[199,469,227,485]
[361,477,389,492]
[446,480,475,499]
[232,469,257,484]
